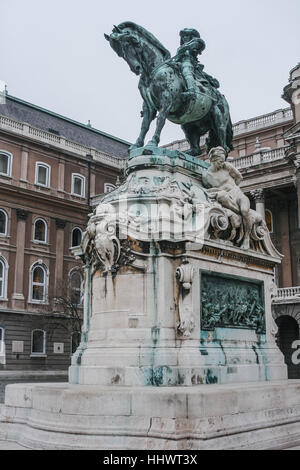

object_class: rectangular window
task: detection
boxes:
[31,330,45,354]
[0,153,11,177]
[72,174,85,197]
[0,155,9,175]
[36,163,50,187]
[0,328,5,354]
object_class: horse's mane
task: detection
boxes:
[117,21,171,61]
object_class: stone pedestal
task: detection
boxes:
[69,149,286,387]
[1,147,299,450]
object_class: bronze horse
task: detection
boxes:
[105,22,233,156]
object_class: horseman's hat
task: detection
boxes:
[179,28,206,52]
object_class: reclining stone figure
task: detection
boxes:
[202,146,257,249]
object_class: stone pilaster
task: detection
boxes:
[250,188,265,219]
[57,159,65,194]
[20,147,28,184]
[12,209,29,309]
[55,219,66,296]
[278,200,293,287]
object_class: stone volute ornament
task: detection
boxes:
[176,260,195,337]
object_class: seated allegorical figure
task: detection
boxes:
[201,146,253,249]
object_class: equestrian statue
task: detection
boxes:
[105,22,233,156]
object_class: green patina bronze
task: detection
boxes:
[105,22,233,157]
[200,272,266,333]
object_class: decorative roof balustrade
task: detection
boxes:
[0,114,126,170]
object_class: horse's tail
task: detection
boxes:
[222,97,234,152]
[226,115,234,151]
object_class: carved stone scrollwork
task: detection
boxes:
[176,261,194,290]
[208,207,229,238]
[176,261,195,337]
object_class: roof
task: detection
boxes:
[0,94,130,159]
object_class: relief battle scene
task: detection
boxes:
[201,272,265,333]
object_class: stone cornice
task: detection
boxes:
[0,179,89,214]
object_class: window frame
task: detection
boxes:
[68,268,83,306]
[104,183,116,194]
[265,209,274,234]
[30,263,48,304]
[0,209,8,237]
[70,331,81,355]
[0,327,5,354]
[0,257,8,300]
[33,218,48,244]
[0,151,12,177]
[35,162,51,188]
[71,227,83,247]
[71,173,85,198]
[31,329,46,356]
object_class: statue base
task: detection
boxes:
[0,148,293,450]
[67,149,286,387]
[1,380,300,449]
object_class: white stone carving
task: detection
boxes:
[176,261,195,337]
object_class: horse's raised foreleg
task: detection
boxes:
[131,102,156,150]
[147,91,172,147]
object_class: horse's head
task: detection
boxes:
[105,26,143,76]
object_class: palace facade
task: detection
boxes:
[0,94,128,371]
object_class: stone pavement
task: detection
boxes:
[0,440,28,449]
[0,439,299,450]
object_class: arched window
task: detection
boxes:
[69,269,83,306]
[104,183,116,194]
[0,151,12,177]
[31,329,46,355]
[30,264,47,302]
[0,327,5,354]
[265,209,273,233]
[71,331,81,354]
[0,257,7,299]
[71,227,82,247]
[35,162,50,187]
[33,218,47,243]
[72,174,85,197]
[0,209,8,236]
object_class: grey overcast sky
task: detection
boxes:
[1,0,300,145]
